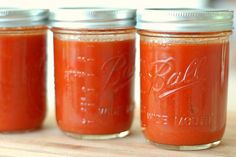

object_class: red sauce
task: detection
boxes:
[141,40,229,145]
[0,32,46,132]
[54,37,135,135]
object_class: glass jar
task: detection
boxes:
[50,8,136,139]
[0,9,48,132]
[137,9,234,150]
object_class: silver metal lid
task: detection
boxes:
[49,8,136,29]
[136,8,234,32]
[0,8,49,27]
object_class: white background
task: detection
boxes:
[0,0,209,9]
[0,0,235,113]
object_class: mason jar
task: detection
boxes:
[137,9,234,150]
[0,9,48,132]
[50,8,136,139]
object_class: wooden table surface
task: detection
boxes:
[0,110,235,157]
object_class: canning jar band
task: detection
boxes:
[136,8,234,32]
[0,9,49,27]
[49,8,136,29]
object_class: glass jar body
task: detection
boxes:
[0,26,47,132]
[139,30,231,150]
[52,28,136,139]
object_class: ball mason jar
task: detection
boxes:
[137,9,234,150]
[0,9,48,132]
[50,8,136,139]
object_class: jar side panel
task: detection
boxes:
[53,32,136,135]
[140,34,229,145]
[0,32,47,131]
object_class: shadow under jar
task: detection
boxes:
[0,9,48,132]
[50,8,136,139]
[137,9,234,150]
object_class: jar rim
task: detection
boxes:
[136,8,234,32]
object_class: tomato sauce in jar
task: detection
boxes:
[137,9,234,150]
[50,8,136,139]
[0,9,48,132]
